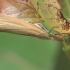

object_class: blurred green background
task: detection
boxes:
[0,32,70,70]
[0,0,70,70]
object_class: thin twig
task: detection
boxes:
[0,14,62,40]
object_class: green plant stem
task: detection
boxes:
[61,36,70,60]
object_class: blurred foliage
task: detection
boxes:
[0,32,59,70]
[58,0,70,20]
[0,32,70,70]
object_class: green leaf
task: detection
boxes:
[58,0,70,20]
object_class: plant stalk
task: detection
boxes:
[61,35,70,60]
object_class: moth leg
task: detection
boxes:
[48,26,59,34]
